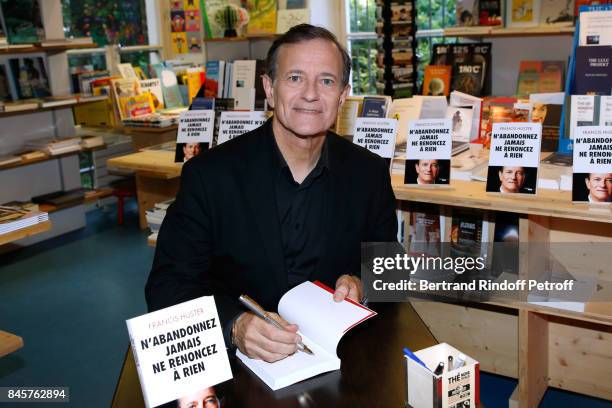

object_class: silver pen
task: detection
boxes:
[239,294,314,355]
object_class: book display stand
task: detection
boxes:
[0,0,94,246]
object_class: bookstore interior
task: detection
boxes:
[0,0,611,407]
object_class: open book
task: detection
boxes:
[236,281,376,390]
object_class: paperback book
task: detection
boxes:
[236,281,376,391]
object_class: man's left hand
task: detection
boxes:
[333,275,363,302]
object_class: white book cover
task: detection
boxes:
[446,106,474,143]
[353,117,398,161]
[126,296,232,408]
[177,110,215,144]
[570,95,597,139]
[217,111,268,145]
[231,60,257,101]
[486,122,542,195]
[236,281,376,391]
[139,79,165,110]
[404,119,453,186]
[388,98,423,146]
[117,63,139,79]
[233,88,256,111]
[571,126,612,204]
[579,9,612,46]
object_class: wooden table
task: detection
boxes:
[112,302,440,408]
[107,150,181,229]
[0,330,23,357]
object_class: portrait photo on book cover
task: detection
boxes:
[175,142,209,163]
[572,173,612,203]
[486,166,537,194]
[404,159,450,185]
[176,386,223,408]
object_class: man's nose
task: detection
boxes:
[301,79,319,101]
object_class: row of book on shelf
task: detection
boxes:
[71,58,268,129]
[0,134,104,168]
[164,88,610,204]
[453,0,609,28]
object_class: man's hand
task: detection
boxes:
[333,274,363,302]
[232,312,301,362]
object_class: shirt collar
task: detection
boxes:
[270,131,330,177]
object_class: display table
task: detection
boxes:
[112,302,440,408]
[107,151,181,228]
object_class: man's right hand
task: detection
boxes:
[232,312,301,362]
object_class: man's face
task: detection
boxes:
[585,173,612,202]
[531,103,547,123]
[177,387,218,408]
[262,38,350,139]
[415,160,440,184]
[499,167,525,193]
[183,143,200,161]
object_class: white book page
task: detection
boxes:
[236,332,339,390]
[277,281,375,356]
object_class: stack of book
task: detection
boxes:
[0,205,49,237]
[25,137,82,156]
[146,198,175,239]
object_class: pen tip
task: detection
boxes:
[303,346,314,355]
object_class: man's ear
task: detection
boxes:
[498,170,503,181]
[262,74,275,109]
[339,83,351,108]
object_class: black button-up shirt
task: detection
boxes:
[272,136,330,289]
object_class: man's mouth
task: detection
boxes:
[294,108,321,113]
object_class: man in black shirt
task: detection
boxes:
[146,24,397,363]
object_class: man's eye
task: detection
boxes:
[321,78,334,86]
[288,75,301,82]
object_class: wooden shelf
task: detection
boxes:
[484,300,612,327]
[0,220,51,246]
[0,98,110,119]
[0,148,91,172]
[204,34,278,42]
[443,25,575,38]
[391,175,612,224]
[0,41,96,55]
[0,330,23,357]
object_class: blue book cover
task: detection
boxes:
[574,46,612,95]
[152,63,184,109]
[360,97,388,118]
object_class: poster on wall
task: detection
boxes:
[169,0,203,54]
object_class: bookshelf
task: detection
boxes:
[443,26,575,38]
[0,0,97,247]
[0,41,96,55]
[203,34,279,43]
[0,98,108,119]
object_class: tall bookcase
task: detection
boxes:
[0,0,88,246]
